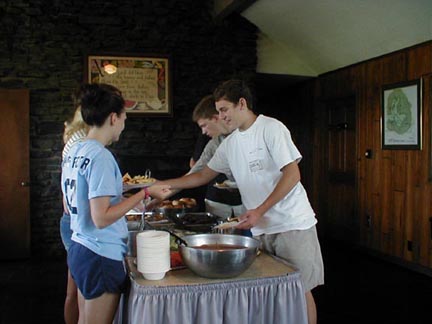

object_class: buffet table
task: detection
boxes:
[114,253,308,324]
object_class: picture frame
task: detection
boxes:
[86,54,172,117]
[381,79,422,150]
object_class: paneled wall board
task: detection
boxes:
[312,41,432,271]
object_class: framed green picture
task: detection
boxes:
[381,79,422,150]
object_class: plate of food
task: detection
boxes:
[213,180,238,190]
[122,172,156,191]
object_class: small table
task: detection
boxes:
[115,253,308,324]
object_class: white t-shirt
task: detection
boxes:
[207,115,316,236]
[62,129,87,161]
[190,134,235,181]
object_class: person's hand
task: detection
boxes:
[145,198,161,211]
[148,184,171,201]
[132,200,145,212]
[235,209,263,229]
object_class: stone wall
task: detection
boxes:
[0,0,257,258]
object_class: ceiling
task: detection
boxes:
[221,0,432,77]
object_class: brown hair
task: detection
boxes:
[79,83,125,127]
[213,79,254,110]
[192,95,217,122]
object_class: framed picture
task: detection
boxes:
[86,54,172,117]
[381,79,422,150]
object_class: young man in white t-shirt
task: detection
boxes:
[160,80,323,324]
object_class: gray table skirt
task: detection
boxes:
[115,272,307,324]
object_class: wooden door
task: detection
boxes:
[0,89,30,259]
[326,97,357,242]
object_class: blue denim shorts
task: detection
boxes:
[60,212,73,251]
[67,241,127,299]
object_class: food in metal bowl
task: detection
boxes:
[179,234,261,278]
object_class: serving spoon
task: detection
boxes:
[213,218,246,230]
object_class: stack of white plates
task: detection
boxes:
[136,230,170,280]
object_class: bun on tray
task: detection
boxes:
[157,198,197,209]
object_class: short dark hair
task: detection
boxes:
[213,79,253,110]
[78,83,125,127]
[192,95,217,122]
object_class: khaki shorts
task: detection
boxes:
[258,226,324,292]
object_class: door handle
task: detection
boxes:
[20,181,30,187]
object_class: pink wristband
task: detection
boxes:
[143,187,150,199]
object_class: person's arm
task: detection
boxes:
[236,162,300,229]
[150,144,219,207]
[189,157,196,168]
[147,167,218,210]
[90,185,171,228]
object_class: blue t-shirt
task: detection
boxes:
[61,139,127,261]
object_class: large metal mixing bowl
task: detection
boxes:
[179,234,261,279]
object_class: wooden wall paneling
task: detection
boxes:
[381,52,407,85]
[412,186,423,263]
[345,95,359,240]
[314,75,332,239]
[360,60,380,248]
[410,144,425,185]
[405,155,427,265]
[319,67,361,242]
[389,146,407,258]
[392,152,407,191]
[423,75,432,267]
[392,190,405,258]
[370,62,383,251]
[315,41,432,271]
[403,152,415,262]
[381,155,393,254]
[406,43,432,80]
[312,81,328,239]
[358,68,373,246]
[320,70,352,99]
[377,52,403,255]
[403,130,425,262]
[298,82,316,194]
[326,97,357,241]
[357,70,369,246]
[350,64,365,243]
[406,44,432,267]
[419,74,432,267]
[421,75,431,185]
[379,51,408,255]
[400,45,431,263]
[369,130,381,250]
[371,192,381,250]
